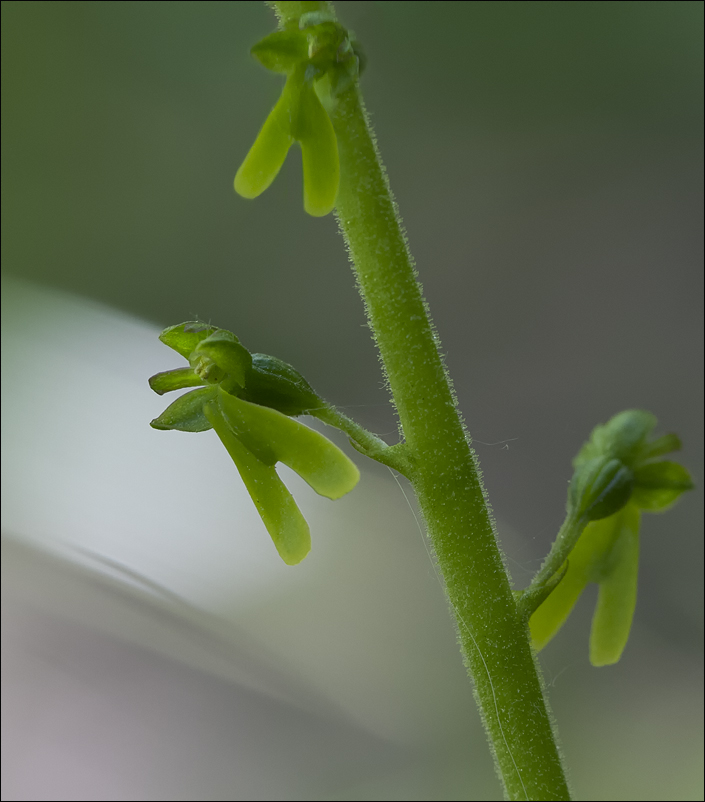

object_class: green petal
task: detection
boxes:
[292,82,339,217]
[601,410,657,463]
[217,390,359,499]
[589,503,641,666]
[159,321,218,359]
[530,510,627,652]
[193,330,252,388]
[634,432,682,463]
[205,403,311,565]
[234,73,298,200]
[574,410,656,469]
[150,387,217,432]
[148,367,206,396]
[251,30,308,73]
[632,461,694,512]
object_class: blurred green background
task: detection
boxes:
[2,1,703,800]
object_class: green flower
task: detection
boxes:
[234,15,363,216]
[529,410,694,665]
[149,322,359,565]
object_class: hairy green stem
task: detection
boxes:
[313,405,413,477]
[520,513,587,618]
[265,0,333,27]
[271,2,571,798]
[332,80,570,802]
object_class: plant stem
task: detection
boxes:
[271,2,571,798]
[265,0,333,27]
[332,81,570,802]
[536,515,586,588]
[312,404,413,477]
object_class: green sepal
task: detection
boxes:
[240,353,324,416]
[589,504,640,666]
[205,403,311,565]
[569,456,634,522]
[292,81,339,216]
[234,71,299,200]
[159,321,217,359]
[634,433,682,463]
[530,504,639,656]
[193,330,252,388]
[574,410,657,469]
[148,367,206,396]
[217,389,359,500]
[631,460,694,512]
[251,30,308,74]
[150,387,217,432]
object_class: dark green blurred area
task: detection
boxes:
[3,1,702,334]
[3,0,702,557]
[2,3,703,798]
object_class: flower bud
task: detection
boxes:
[573,410,656,469]
[569,456,634,522]
[240,353,324,416]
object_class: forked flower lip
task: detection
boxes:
[525,409,694,665]
[234,21,362,216]
[149,322,359,564]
